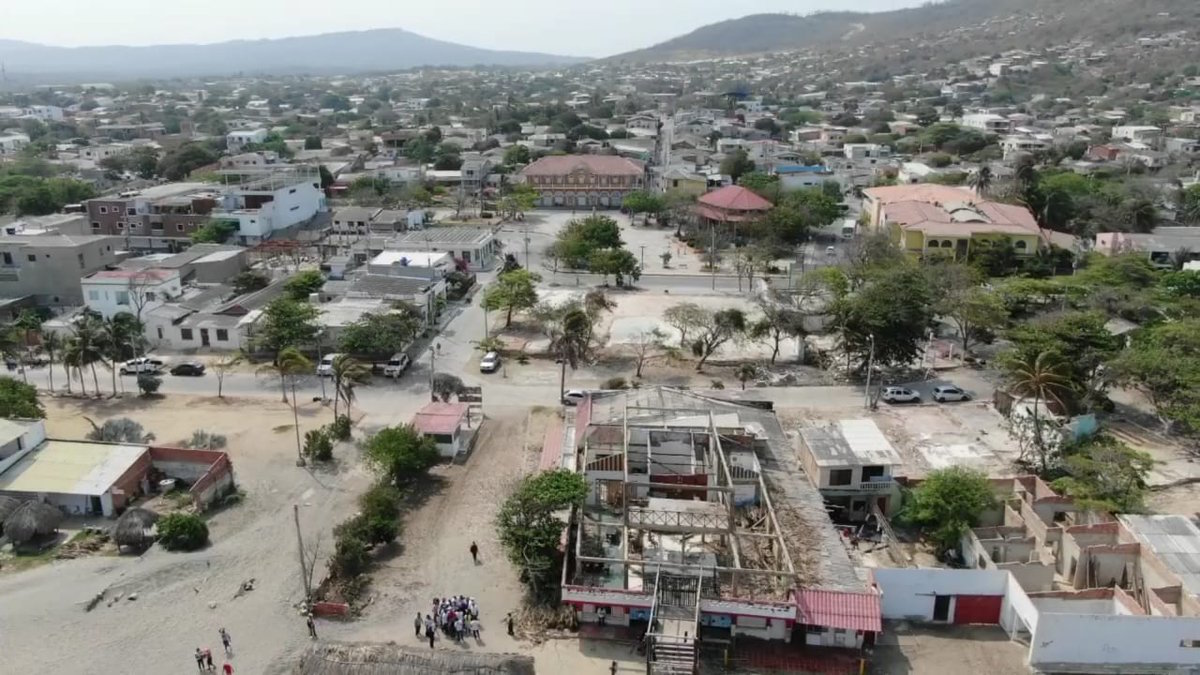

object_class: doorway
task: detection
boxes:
[89,495,103,515]
[933,595,952,622]
[200,328,210,346]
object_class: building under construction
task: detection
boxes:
[559,388,880,675]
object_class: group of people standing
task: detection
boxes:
[417,595,482,648]
[192,628,234,674]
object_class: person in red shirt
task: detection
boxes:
[222,663,233,675]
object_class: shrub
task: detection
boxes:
[357,483,402,544]
[136,373,162,396]
[601,376,628,390]
[330,520,371,578]
[328,415,352,442]
[304,428,334,461]
[157,513,209,551]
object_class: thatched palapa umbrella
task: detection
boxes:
[112,507,160,551]
[3,501,63,545]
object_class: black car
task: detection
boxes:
[170,362,206,376]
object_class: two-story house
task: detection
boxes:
[81,268,182,319]
[0,233,122,308]
[519,155,645,208]
[798,419,903,521]
[226,129,269,152]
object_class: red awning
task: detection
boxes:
[796,589,882,633]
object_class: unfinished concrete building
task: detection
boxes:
[560,388,879,675]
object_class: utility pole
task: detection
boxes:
[523,224,530,269]
[640,245,645,269]
[863,334,876,410]
[429,342,438,398]
[293,504,311,608]
[710,222,717,291]
[558,350,567,403]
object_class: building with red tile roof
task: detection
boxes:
[695,185,773,223]
[519,155,646,209]
[863,183,1044,258]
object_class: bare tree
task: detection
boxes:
[629,328,667,378]
[212,351,244,398]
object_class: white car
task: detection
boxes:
[479,351,501,373]
[119,357,164,375]
[383,353,411,378]
[933,385,970,403]
[881,386,921,404]
[316,353,342,377]
[562,389,588,406]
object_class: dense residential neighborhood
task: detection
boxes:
[3,0,1200,674]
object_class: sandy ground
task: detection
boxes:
[873,623,1030,675]
[0,394,372,675]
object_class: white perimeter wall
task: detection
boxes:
[1030,613,1200,669]
[874,568,1008,621]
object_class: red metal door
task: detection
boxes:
[953,595,1002,624]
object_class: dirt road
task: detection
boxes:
[318,407,549,653]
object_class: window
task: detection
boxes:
[177,224,184,232]
[112,206,121,214]
[216,329,229,342]
[116,222,124,229]
[1014,240,1028,250]
[145,292,156,301]
[462,250,472,262]
[862,465,886,482]
[78,253,85,269]
[2,252,12,265]
[87,290,100,301]
[157,327,163,340]
[115,291,130,305]
[829,469,853,486]
[26,254,35,262]
[180,328,194,341]
[99,206,108,214]
[92,222,101,230]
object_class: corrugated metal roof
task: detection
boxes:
[796,589,882,633]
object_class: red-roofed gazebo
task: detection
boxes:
[695,185,773,224]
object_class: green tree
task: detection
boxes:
[503,144,531,166]
[303,136,322,150]
[129,146,160,179]
[0,376,44,418]
[1004,311,1119,409]
[587,248,641,287]
[157,513,209,551]
[901,467,995,553]
[255,298,319,362]
[258,347,311,463]
[190,220,237,244]
[750,300,807,365]
[364,424,440,486]
[968,165,993,196]
[721,148,756,184]
[1110,319,1200,435]
[939,285,1007,353]
[482,268,542,327]
[231,271,271,296]
[691,308,748,371]
[834,265,933,372]
[549,215,624,267]
[622,191,665,222]
[1052,435,1153,513]
[284,270,325,300]
[496,469,587,598]
[739,172,781,202]
[355,483,403,544]
[338,307,423,360]
[157,143,219,181]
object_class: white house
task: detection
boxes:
[212,168,326,244]
[1111,125,1162,144]
[960,113,1011,134]
[225,128,269,151]
[0,132,30,157]
[81,268,182,319]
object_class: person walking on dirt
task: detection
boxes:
[222,663,233,675]
[469,541,479,564]
[204,648,215,671]
[219,628,232,657]
[194,648,206,672]
[306,614,318,640]
[414,612,423,637]
[505,612,515,636]
[426,624,436,648]
[610,661,618,675]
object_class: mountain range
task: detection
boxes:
[609,0,1199,63]
[0,29,583,79]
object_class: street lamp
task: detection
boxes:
[863,334,876,410]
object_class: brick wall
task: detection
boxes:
[149,446,235,511]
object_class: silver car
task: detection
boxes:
[479,351,501,373]
[933,385,970,402]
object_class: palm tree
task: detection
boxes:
[99,317,131,397]
[257,347,312,465]
[1006,351,1071,475]
[1014,155,1038,192]
[70,317,104,396]
[329,354,370,420]
[41,331,61,393]
[551,308,593,401]
[0,324,24,383]
[968,165,993,197]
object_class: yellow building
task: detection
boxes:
[863,184,1043,258]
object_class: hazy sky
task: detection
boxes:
[6,0,927,57]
